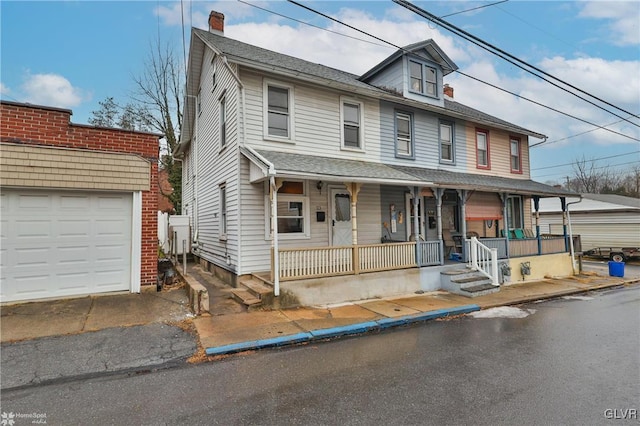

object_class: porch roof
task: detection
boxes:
[247,148,424,186]
[392,164,577,197]
[246,148,576,197]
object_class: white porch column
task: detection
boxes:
[270,177,283,296]
[435,188,444,265]
[344,182,362,274]
[412,187,421,266]
[500,192,510,258]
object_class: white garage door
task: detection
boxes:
[1,189,133,302]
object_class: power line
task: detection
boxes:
[238,0,392,49]
[441,0,510,18]
[393,0,640,127]
[534,160,640,179]
[530,117,637,148]
[285,0,640,143]
[531,150,640,171]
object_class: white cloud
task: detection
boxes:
[0,82,9,95]
[579,1,640,46]
[21,73,85,108]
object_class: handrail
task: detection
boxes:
[469,237,499,286]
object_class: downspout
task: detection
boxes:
[270,176,280,296]
[533,196,542,255]
[412,187,420,265]
[560,197,569,252]
[501,193,510,259]
[457,189,468,262]
[566,196,583,274]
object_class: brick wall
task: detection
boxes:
[0,101,161,288]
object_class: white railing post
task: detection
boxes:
[490,248,499,286]
[470,237,478,269]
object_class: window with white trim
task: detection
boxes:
[510,137,522,173]
[439,121,454,163]
[395,111,413,158]
[476,129,490,168]
[219,183,227,239]
[219,93,227,149]
[275,181,309,238]
[409,60,437,97]
[264,81,294,141]
[507,195,523,229]
[341,99,363,150]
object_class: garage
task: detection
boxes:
[1,189,133,302]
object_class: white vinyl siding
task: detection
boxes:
[189,48,239,272]
[243,70,381,161]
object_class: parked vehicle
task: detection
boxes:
[583,247,639,262]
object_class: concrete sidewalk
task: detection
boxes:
[1,269,636,390]
[193,272,636,356]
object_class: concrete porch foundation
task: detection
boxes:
[280,265,461,306]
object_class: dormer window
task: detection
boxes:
[409,60,437,97]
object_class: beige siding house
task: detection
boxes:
[176,12,577,306]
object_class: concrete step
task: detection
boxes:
[441,268,500,298]
[240,278,273,300]
[230,288,261,307]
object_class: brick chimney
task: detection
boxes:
[443,84,454,98]
[209,11,224,33]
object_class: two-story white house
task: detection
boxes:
[175,12,576,307]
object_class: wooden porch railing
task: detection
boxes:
[417,240,442,266]
[279,242,428,281]
[464,235,570,261]
[358,242,416,273]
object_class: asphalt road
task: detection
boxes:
[2,286,638,426]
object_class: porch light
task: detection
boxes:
[316,181,324,194]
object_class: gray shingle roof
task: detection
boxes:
[582,193,640,208]
[193,29,543,138]
[252,149,576,197]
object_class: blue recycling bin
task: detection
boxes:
[608,261,625,277]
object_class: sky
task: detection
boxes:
[1,0,639,184]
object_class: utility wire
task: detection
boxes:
[441,0,509,18]
[238,0,392,49]
[531,150,640,171]
[534,160,640,179]
[393,0,640,127]
[530,117,637,148]
[249,0,638,145]
[457,71,640,142]
[286,0,640,143]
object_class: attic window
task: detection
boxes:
[409,60,437,97]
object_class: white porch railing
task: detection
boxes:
[468,237,499,286]
[278,242,421,281]
[278,246,353,280]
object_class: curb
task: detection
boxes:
[205,304,480,356]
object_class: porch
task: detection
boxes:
[275,234,572,281]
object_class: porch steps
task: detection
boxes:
[230,275,274,310]
[441,268,500,298]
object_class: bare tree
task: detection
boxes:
[129,41,184,213]
[572,155,601,193]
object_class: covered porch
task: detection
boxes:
[242,147,578,297]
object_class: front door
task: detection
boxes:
[331,189,352,246]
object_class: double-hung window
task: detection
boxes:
[275,181,310,239]
[476,129,490,169]
[510,137,522,173]
[264,81,294,141]
[341,99,363,150]
[409,60,437,97]
[219,183,227,239]
[219,93,227,149]
[439,121,454,163]
[395,111,413,158]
